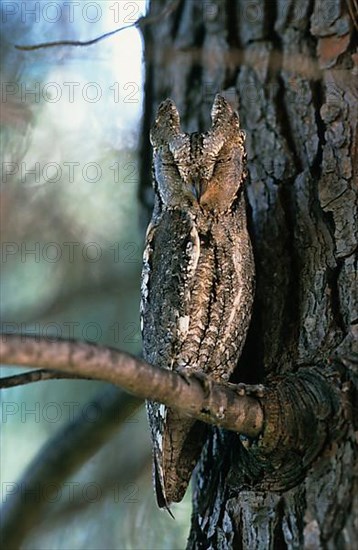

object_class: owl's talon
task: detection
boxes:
[235,383,266,398]
[177,368,213,397]
[194,371,213,398]
[176,367,192,385]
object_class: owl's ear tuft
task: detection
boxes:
[211,94,241,131]
[150,99,182,147]
[211,95,231,123]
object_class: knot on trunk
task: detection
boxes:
[231,365,349,492]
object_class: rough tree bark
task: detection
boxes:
[139,0,357,548]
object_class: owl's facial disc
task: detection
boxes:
[152,95,246,212]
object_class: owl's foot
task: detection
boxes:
[176,365,197,385]
[176,367,212,397]
[228,382,266,398]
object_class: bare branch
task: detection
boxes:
[14,23,137,50]
[0,369,93,388]
[0,334,264,438]
[15,0,180,51]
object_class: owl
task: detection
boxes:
[141,95,255,509]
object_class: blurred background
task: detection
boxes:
[0,1,191,548]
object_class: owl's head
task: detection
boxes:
[150,95,247,213]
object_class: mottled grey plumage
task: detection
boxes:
[141,95,255,508]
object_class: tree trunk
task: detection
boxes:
[140,0,357,548]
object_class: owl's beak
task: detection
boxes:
[190,183,200,200]
[190,180,208,201]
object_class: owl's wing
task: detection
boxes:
[141,208,200,372]
[141,208,203,508]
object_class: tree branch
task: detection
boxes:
[0,334,264,438]
[1,335,345,496]
[15,0,180,50]
[0,369,93,388]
